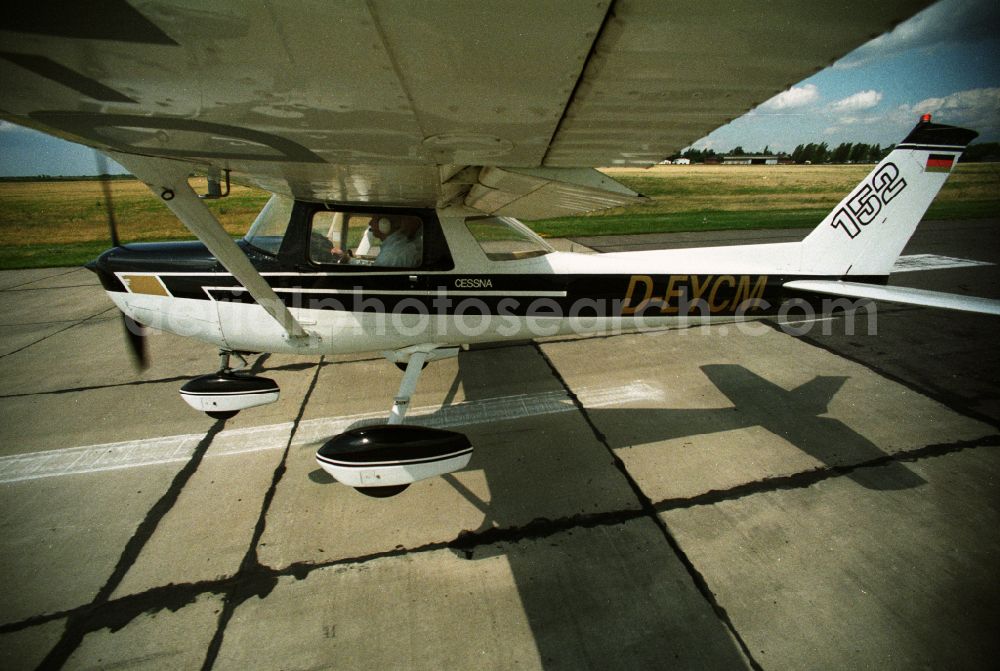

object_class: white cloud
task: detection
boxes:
[828,114,882,132]
[830,90,883,113]
[910,87,1000,115]
[895,87,1000,131]
[761,84,819,110]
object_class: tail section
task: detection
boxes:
[800,117,978,277]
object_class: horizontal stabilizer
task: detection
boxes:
[784,280,1000,316]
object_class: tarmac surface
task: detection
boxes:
[1,219,998,670]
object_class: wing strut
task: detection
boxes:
[109,152,309,339]
[381,345,461,424]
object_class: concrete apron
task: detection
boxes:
[1,267,998,670]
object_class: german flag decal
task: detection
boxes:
[926,154,955,173]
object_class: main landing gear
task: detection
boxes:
[177,346,473,498]
[315,345,473,498]
[179,350,279,419]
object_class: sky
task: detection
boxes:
[691,0,1000,153]
[0,0,998,175]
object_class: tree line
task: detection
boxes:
[671,141,999,164]
[791,142,887,164]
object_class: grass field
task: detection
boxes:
[1,164,997,269]
[531,163,1000,237]
[0,177,265,269]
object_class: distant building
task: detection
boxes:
[672,158,691,165]
[722,155,779,165]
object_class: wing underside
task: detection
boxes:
[784,280,1000,316]
[1,0,931,211]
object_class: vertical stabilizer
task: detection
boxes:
[799,118,977,277]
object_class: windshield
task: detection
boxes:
[244,195,294,254]
[465,216,553,261]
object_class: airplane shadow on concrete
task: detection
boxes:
[306,349,925,668]
[441,353,924,668]
[593,363,926,492]
[443,352,925,498]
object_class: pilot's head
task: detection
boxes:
[370,216,395,241]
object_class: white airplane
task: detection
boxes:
[2,1,996,496]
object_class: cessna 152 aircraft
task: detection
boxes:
[2,1,997,496]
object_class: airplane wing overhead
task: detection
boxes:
[0,0,931,211]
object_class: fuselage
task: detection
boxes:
[88,119,980,356]
[88,205,860,355]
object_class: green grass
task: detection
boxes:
[0,238,196,270]
[0,164,996,269]
[925,199,1000,221]
[530,199,1000,238]
[532,210,829,238]
[527,163,999,238]
[0,241,118,270]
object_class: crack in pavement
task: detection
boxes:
[199,356,326,670]
[531,342,766,671]
[784,320,1000,431]
[2,433,994,661]
[0,307,118,360]
[2,284,102,292]
[0,361,322,400]
[654,434,1000,513]
[0,353,387,401]
[36,420,227,669]
[0,268,83,292]
[6,331,995,668]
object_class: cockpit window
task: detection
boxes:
[243,195,294,255]
[465,216,553,261]
[308,211,423,268]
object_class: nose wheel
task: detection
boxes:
[179,350,279,419]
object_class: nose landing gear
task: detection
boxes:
[179,350,280,419]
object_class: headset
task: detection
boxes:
[374,217,393,236]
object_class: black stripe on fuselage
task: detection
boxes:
[155,272,568,298]
[109,272,887,318]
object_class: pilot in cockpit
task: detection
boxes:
[320,215,424,268]
[328,215,422,267]
[368,216,422,267]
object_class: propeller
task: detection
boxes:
[95,152,121,248]
[95,151,149,370]
[122,314,150,370]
